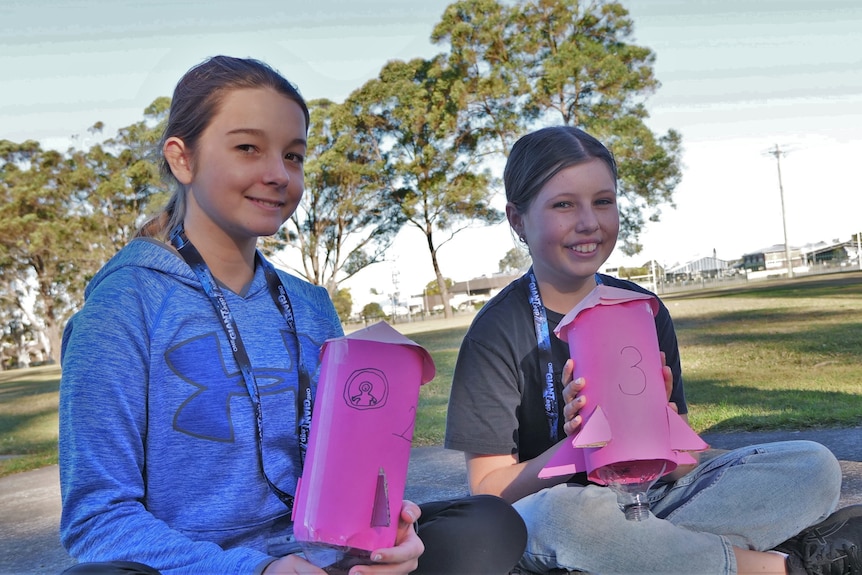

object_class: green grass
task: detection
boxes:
[665,273,862,433]
[3,271,862,476]
[0,365,62,477]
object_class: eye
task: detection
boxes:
[552,201,573,209]
[595,197,616,207]
[285,152,305,165]
[236,144,257,154]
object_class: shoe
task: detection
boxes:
[775,504,862,575]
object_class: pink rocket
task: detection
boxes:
[539,285,708,484]
[292,321,435,567]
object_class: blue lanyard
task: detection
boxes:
[528,272,603,443]
[170,225,311,511]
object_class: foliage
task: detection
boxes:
[433,0,683,255]
[330,288,353,323]
[262,99,405,294]
[0,102,166,362]
[424,277,454,296]
[0,140,104,361]
[361,301,385,320]
[498,246,531,273]
[346,55,504,317]
[1,0,683,363]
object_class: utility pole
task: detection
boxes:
[766,144,794,278]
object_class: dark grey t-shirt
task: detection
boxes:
[445,273,687,473]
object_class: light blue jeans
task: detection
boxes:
[513,440,841,575]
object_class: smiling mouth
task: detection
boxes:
[250,198,284,209]
[571,243,598,253]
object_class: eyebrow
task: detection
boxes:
[226,128,306,147]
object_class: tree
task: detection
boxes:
[262,99,405,295]
[424,277,454,295]
[0,140,96,361]
[361,302,385,320]
[499,246,531,274]
[431,0,530,156]
[0,101,167,362]
[83,97,169,252]
[330,287,353,324]
[432,0,683,255]
[347,56,504,318]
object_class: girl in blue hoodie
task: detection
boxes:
[59,55,526,575]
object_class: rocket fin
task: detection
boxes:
[539,438,588,479]
[572,405,612,448]
[291,476,302,521]
[666,405,709,452]
[370,467,391,527]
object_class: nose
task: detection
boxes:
[574,206,600,233]
[264,154,291,188]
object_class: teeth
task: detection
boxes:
[572,243,597,253]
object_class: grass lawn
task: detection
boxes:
[2,271,862,477]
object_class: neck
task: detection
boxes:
[180,221,257,294]
[534,273,598,315]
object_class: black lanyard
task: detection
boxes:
[528,271,603,443]
[528,272,559,442]
[170,225,312,511]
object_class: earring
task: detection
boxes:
[519,235,527,243]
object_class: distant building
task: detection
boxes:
[415,270,523,313]
[741,244,804,272]
[449,271,522,310]
[666,257,728,280]
[800,239,854,266]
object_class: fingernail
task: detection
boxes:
[405,509,417,522]
[372,553,383,561]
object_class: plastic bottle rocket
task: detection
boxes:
[292,321,435,571]
[539,285,708,520]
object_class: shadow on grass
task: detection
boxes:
[675,308,862,363]
[0,379,61,402]
[687,375,862,434]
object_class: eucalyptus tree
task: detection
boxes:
[0,140,96,361]
[0,100,167,362]
[263,98,405,295]
[346,56,504,317]
[432,0,683,255]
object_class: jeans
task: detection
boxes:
[513,440,841,575]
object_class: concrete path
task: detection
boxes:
[3,427,861,575]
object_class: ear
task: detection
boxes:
[163,137,194,185]
[506,202,524,240]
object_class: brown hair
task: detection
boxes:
[137,55,309,240]
[504,126,617,215]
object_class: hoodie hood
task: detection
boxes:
[85,238,200,298]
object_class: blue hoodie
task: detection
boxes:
[59,238,343,574]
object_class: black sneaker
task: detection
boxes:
[776,504,862,575]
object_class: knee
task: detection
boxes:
[792,440,841,503]
[466,494,528,541]
[519,484,619,542]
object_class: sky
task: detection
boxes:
[2,0,861,308]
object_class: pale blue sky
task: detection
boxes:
[2,0,861,299]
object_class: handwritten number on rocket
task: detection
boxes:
[619,345,646,396]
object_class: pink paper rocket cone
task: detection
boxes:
[292,321,435,565]
[539,285,708,484]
